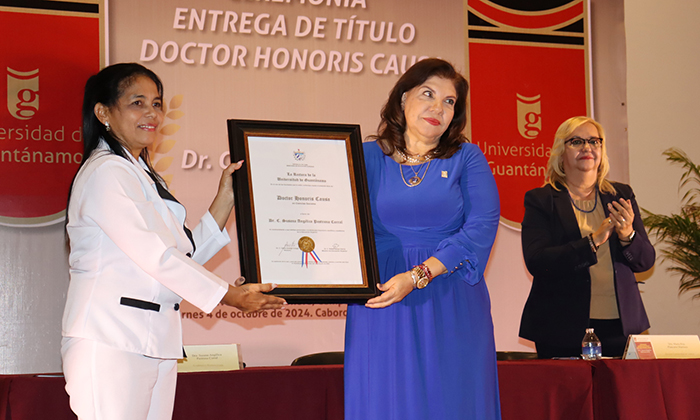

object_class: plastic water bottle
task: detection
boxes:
[581,328,602,360]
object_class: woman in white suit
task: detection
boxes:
[61,63,286,420]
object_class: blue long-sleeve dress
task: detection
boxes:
[344,141,502,420]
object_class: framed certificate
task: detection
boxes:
[227,120,379,303]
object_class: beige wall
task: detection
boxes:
[625,0,700,335]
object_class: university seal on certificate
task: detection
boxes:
[298,236,315,252]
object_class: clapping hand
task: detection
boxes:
[607,198,634,239]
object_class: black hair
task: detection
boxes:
[65,63,164,233]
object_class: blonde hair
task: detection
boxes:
[545,116,616,194]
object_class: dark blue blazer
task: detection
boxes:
[519,182,655,347]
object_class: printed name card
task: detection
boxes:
[623,335,700,360]
[177,344,243,372]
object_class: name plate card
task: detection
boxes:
[227,120,379,303]
[177,344,243,372]
[623,335,700,360]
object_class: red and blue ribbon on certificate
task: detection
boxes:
[298,236,322,267]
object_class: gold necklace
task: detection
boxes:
[400,160,431,187]
[409,161,425,177]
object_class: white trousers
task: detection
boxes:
[61,337,178,420]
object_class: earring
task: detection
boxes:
[105,122,111,132]
[401,92,406,111]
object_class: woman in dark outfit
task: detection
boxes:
[519,116,655,358]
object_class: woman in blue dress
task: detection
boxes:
[344,58,502,419]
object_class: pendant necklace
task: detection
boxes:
[569,188,598,213]
[400,160,431,187]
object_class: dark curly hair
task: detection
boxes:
[370,58,469,159]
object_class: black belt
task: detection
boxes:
[120,297,180,312]
[120,297,161,312]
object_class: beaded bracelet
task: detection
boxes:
[416,263,433,281]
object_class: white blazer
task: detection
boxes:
[62,141,230,358]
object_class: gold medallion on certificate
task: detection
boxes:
[298,236,322,267]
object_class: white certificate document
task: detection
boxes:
[247,136,364,286]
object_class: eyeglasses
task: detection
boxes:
[565,137,603,149]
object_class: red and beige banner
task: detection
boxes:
[0,0,105,226]
[467,0,590,227]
